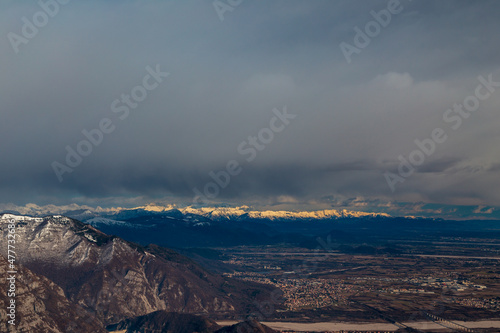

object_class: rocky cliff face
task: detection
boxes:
[0,254,106,332]
[0,214,279,326]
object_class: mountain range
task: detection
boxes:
[1,203,392,222]
[0,214,281,331]
[3,204,498,250]
[1,206,499,331]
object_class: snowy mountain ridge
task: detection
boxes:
[110,204,392,221]
[151,205,391,221]
[0,204,392,224]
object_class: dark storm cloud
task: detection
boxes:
[382,156,461,174]
[1,0,500,208]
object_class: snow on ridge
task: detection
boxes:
[245,209,390,220]
[177,207,391,221]
[111,205,391,221]
[124,204,389,219]
[141,203,176,212]
[0,213,43,222]
[0,213,76,224]
[86,217,132,227]
[180,206,249,219]
[1,203,393,223]
[0,203,124,217]
[84,233,97,243]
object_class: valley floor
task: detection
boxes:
[218,319,500,332]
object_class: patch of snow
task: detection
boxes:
[0,214,42,222]
[84,233,97,243]
[193,222,211,227]
[86,217,133,227]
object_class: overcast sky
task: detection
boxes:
[1,0,499,218]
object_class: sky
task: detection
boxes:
[1,0,499,219]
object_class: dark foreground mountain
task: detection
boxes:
[214,319,279,333]
[106,312,278,333]
[0,254,106,332]
[0,214,281,327]
[106,311,221,333]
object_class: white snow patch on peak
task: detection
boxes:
[0,214,43,222]
[0,214,75,225]
[141,203,176,212]
[46,215,73,223]
[84,233,97,243]
[0,202,126,217]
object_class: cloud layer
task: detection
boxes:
[1,0,500,211]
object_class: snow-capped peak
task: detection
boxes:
[175,206,391,221]
[0,213,43,222]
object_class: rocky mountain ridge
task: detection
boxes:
[0,214,280,327]
[0,253,106,332]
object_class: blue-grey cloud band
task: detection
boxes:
[0,0,499,211]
